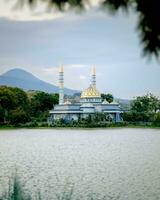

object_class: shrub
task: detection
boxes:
[153,112,160,126]
[8,107,30,126]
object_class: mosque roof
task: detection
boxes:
[80,85,101,98]
[64,100,71,104]
[102,99,109,104]
[80,103,94,107]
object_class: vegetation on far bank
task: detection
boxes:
[0,86,160,129]
[0,122,160,130]
[0,86,58,126]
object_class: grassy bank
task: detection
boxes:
[0,122,160,130]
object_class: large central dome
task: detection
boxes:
[81,85,101,98]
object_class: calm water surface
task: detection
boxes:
[0,128,160,200]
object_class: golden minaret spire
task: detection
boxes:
[91,65,96,88]
[92,65,96,76]
[59,64,64,73]
[59,64,64,104]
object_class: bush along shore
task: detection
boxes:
[0,121,160,129]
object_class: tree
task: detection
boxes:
[8,107,30,125]
[154,112,160,125]
[131,94,159,113]
[0,86,29,110]
[149,94,160,112]
[11,87,29,111]
[15,0,160,57]
[30,92,59,119]
[106,94,114,103]
[0,105,5,123]
[30,92,58,112]
[123,93,160,122]
[0,86,16,111]
[0,86,30,123]
[0,86,59,125]
[101,93,114,103]
[92,112,107,122]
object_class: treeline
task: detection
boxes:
[0,86,58,126]
[0,86,160,127]
[122,94,160,125]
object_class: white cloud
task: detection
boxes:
[0,0,105,21]
[79,75,86,80]
[67,64,89,69]
[0,0,64,21]
[42,67,59,73]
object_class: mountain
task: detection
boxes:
[115,98,131,110]
[0,68,78,95]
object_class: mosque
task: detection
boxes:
[49,65,122,122]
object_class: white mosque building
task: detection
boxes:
[49,65,122,122]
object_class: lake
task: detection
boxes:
[0,128,160,200]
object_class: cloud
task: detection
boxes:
[79,75,86,80]
[0,5,159,99]
[42,67,59,73]
[67,64,89,69]
[0,0,105,22]
[0,0,64,21]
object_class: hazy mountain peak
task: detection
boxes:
[2,68,37,81]
[0,68,77,95]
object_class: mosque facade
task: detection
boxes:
[49,65,122,122]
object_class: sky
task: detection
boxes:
[0,0,160,99]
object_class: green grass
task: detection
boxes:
[0,121,160,130]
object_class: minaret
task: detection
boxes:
[59,64,64,105]
[91,65,96,88]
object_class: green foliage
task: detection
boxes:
[29,92,58,121]
[92,112,108,122]
[0,86,58,125]
[153,112,160,125]
[0,86,29,110]
[123,94,160,122]
[0,86,16,111]
[10,87,29,110]
[131,94,159,113]
[0,86,30,124]
[101,93,114,103]
[1,86,159,127]
[0,105,5,123]
[30,92,58,113]
[8,107,30,126]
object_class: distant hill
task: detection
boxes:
[115,98,131,110]
[0,68,78,95]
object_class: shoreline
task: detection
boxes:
[0,124,160,130]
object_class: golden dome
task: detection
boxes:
[81,85,101,98]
